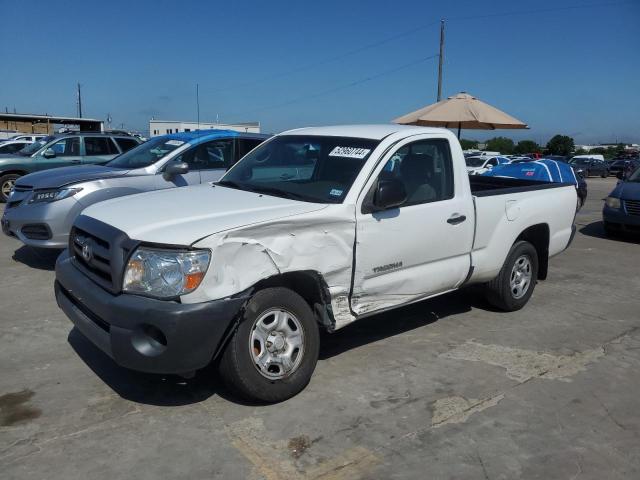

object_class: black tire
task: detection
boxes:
[485,240,539,312]
[601,170,607,178]
[584,170,590,178]
[218,287,320,403]
[0,173,20,202]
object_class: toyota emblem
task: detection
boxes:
[82,242,93,262]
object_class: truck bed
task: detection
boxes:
[469,175,574,197]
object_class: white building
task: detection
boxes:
[149,120,260,137]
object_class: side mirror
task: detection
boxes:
[42,148,56,158]
[373,179,407,211]
[616,171,624,180]
[163,161,189,181]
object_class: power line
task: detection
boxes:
[225,55,439,121]
[206,1,630,97]
[208,21,441,95]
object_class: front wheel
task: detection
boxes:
[218,287,320,403]
[0,173,21,202]
[485,241,539,311]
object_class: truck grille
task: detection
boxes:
[69,216,138,293]
[624,200,640,216]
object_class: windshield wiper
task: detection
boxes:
[246,185,312,202]
[216,180,246,191]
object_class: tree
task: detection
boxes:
[546,135,575,156]
[513,140,541,155]
[460,138,479,150]
[485,137,514,154]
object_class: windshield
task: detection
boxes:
[219,135,380,203]
[17,137,55,156]
[465,157,486,167]
[106,137,185,169]
[628,167,640,182]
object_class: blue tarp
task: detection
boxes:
[481,159,578,186]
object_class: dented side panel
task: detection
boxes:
[184,204,358,329]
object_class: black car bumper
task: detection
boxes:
[603,205,640,233]
[55,250,248,374]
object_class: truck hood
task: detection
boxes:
[81,184,328,245]
[16,165,131,189]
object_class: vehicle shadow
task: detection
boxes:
[319,288,489,360]
[12,246,63,271]
[580,220,640,244]
[67,288,492,406]
[67,328,230,406]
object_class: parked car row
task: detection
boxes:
[0,132,142,201]
[2,125,579,403]
[2,130,268,247]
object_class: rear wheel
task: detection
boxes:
[601,170,607,178]
[485,241,539,311]
[218,287,320,403]
[0,174,20,202]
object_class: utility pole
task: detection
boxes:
[437,19,445,102]
[77,83,83,118]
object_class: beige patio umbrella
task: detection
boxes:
[393,92,528,138]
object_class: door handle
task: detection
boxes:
[447,214,467,225]
[70,159,81,164]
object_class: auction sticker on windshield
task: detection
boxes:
[166,140,185,147]
[329,146,371,159]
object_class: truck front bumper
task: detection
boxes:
[55,250,248,374]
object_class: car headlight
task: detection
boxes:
[605,196,621,209]
[123,247,211,298]
[28,187,82,204]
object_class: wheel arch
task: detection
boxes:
[249,270,335,331]
[515,223,550,280]
[0,169,28,178]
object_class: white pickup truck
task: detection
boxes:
[55,125,577,402]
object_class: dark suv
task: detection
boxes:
[0,133,141,201]
[570,158,609,178]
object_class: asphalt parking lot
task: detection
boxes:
[1,177,639,480]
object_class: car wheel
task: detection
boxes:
[218,287,320,403]
[584,169,590,178]
[485,241,538,312]
[0,174,21,203]
[601,170,607,178]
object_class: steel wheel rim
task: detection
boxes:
[249,308,305,380]
[1,179,15,197]
[510,254,532,299]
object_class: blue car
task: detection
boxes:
[603,167,640,235]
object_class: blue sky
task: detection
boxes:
[1,0,638,143]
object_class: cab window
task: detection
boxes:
[176,140,234,170]
[378,139,454,207]
[49,137,80,155]
[85,137,118,156]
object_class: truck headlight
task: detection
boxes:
[123,247,211,298]
[29,187,82,204]
[605,197,621,209]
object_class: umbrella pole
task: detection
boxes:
[457,122,461,139]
